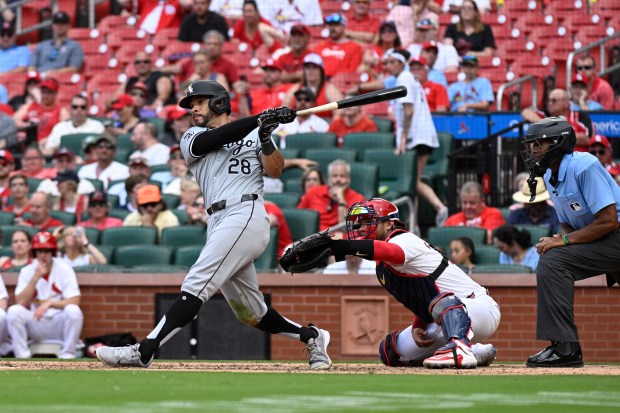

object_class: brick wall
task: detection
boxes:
[3,273,618,362]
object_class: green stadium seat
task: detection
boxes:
[131,264,188,273]
[50,210,77,226]
[264,192,300,209]
[174,245,203,267]
[0,246,13,258]
[369,116,393,133]
[474,245,500,265]
[499,207,512,221]
[350,162,379,199]
[364,149,417,200]
[1,226,38,246]
[427,227,488,250]
[60,133,98,156]
[85,178,104,192]
[150,164,170,174]
[418,132,454,227]
[114,245,173,267]
[83,227,101,244]
[27,178,43,193]
[281,208,319,241]
[342,132,395,155]
[279,148,300,159]
[171,209,188,225]
[94,244,114,263]
[513,224,551,242]
[285,132,338,155]
[472,264,533,274]
[161,194,180,209]
[305,148,358,176]
[73,264,126,273]
[0,211,15,225]
[101,226,157,247]
[107,209,131,221]
[254,227,278,271]
[160,225,206,247]
[284,178,303,195]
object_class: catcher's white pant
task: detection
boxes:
[0,308,10,356]
[6,304,84,358]
[396,294,501,363]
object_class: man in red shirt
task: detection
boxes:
[409,56,449,112]
[12,145,57,179]
[276,24,312,83]
[236,58,294,115]
[298,159,365,232]
[345,0,381,44]
[575,55,615,110]
[313,13,363,78]
[81,191,124,231]
[444,181,505,244]
[119,0,192,35]
[0,150,14,204]
[327,95,378,146]
[23,192,64,231]
[589,134,620,186]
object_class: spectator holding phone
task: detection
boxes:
[57,226,107,267]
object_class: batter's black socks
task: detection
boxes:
[300,325,319,343]
[255,307,302,336]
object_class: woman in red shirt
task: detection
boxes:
[0,230,33,270]
[233,0,285,53]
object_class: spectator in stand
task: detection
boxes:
[313,13,363,78]
[130,121,170,166]
[443,0,495,57]
[51,169,88,219]
[13,78,69,143]
[344,0,381,45]
[108,155,152,208]
[178,0,229,42]
[449,237,476,275]
[448,55,494,112]
[521,89,593,152]
[409,56,449,111]
[233,0,285,53]
[387,0,438,48]
[106,94,142,136]
[0,150,13,204]
[275,24,312,84]
[81,191,123,231]
[328,94,378,146]
[153,145,189,191]
[22,192,64,231]
[492,225,539,271]
[81,135,98,164]
[185,194,207,226]
[569,74,603,112]
[56,226,107,267]
[282,53,343,118]
[184,49,229,90]
[0,21,31,73]
[77,135,130,190]
[300,166,324,195]
[264,200,293,258]
[589,134,620,186]
[443,0,491,14]
[0,230,33,271]
[128,81,157,119]
[29,11,84,75]
[177,176,201,213]
[275,87,329,141]
[117,0,192,35]
[0,110,17,150]
[36,148,97,198]
[372,20,402,62]
[123,174,150,212]
[261,0,322,34]
[575,55,614,110]
[4,174,30,221]
[508,177,560,235]
[298,159,365,232]
[123,184,180,235]
[8,72,40,112]
[413,33,458,76]
[235,58,293,116]
[444,181,505,244]
[322,255,377,275]
[6,231,83,359]
[160,107,191,146]
[13,145,57,179]
[209,0,248,21]
[41,95,105,156]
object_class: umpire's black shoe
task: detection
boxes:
[526,341,584,368]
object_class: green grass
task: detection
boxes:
[0,370,619,412]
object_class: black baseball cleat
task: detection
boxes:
[526,341,584,368]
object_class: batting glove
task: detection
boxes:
[258,107,296,126]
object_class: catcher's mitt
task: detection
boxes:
[280,231,333,273]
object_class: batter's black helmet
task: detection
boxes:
[520,116,576,176]
[178,80,231,115]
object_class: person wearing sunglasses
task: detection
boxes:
[312,13,363,78]
[588,134,620,186]
[127,81,157,119]
[41,94,105,156]
[575,55,614,110]
[106,93,142,136]
[28,11,84,75]
[123,184,179,236]
[81,191,123,230]
[0,21,31,74]
[568,74,603,113]
[274,87,328,141]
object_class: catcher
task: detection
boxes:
[281,198,501,369]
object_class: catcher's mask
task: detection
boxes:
[346,198,400,240]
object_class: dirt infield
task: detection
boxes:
[0,360,618,375]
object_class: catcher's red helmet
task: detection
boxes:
[345,198,400,240]
[31,231,58,252]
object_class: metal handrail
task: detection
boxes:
[496,75,538,111]
[566,31,620,94]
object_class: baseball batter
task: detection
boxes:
[96,80,332,369]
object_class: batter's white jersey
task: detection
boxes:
[0,275,10,356]
[0,274,8,301]
[394,70,438,150]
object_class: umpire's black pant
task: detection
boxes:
[536,229,620,342]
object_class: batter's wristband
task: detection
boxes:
[563,234,570,246]
[261,139,277,155]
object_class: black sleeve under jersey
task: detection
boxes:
[190,115,260,156]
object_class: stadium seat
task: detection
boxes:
[513,224,551,242]
[472,264,533,274]
[101,226,158,247]
[254,227,278,271]
[84,227,101,245]
[27,178,43,194]
[85,178,104,193]
[285,133,338,155]
[305,148,358,175]
[107,209,130,222]
[50,211,77,226]
[174,245,203,267]
[114,245,174,267]
[0,246,13,258]
[363,149,416,200]
[0,211,15,225]
[279,148,300,159]
[349,162,379,199]
[171,209,189,225]
[160,225,206,247]
[281,208,319,241]
[369,116,393,133]
[474,245,501,265]
[343,132,395,153]
[1,226,38,247]
[427,227,488,250]
[264,192,301,209]
[97,15,132,34]
[95,245,114,263]
[60,133,98,156]
[73,264,126,273]
[161,194,180,209]
[131,264,188,273]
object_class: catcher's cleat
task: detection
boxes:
[526,341,583,368]
[423,339,477,369]
[305,325,332,370]
[472,343,497,367]
[96,343,153,368]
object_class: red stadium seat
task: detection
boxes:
[563,14,606,36]
[514,14,556,35]
[152,28,184,52]
[114,42,157,66]
[98,15,134,34]
[69,28,101,42]
[544,1,587,21]
[106,29,149,51]
[80,38,107,56]
[575,25,610,45]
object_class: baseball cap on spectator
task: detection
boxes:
[422,40,439,52]
[262,58,283,71]
[96,135,116,147]
[129,155,149,167]
[460,55,479,66]
[325,13,347,26]
[0,149,14,164]
[53,147,76,160]
[571,73,589,86]
[88,191,108,205]
[409,56,429,68]
[40,78,59,92]
[52,11,71,24]
[416,18,438,30]
[170,144,181,155]
[0,21,15,36]
[589,134,610,148]
[137,184,162,205]
[111,94,135,110]
[82,135,98,153]
[290,24,310,36]
[294,87,316,102]
[54,169,80,184]
[167,106,190,122]
[379,21,397,33]
[303,53,324,68]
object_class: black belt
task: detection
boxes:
[207,194,258,215]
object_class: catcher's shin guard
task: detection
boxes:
[379,331,408,367]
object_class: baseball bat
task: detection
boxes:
[295,86,407,116]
